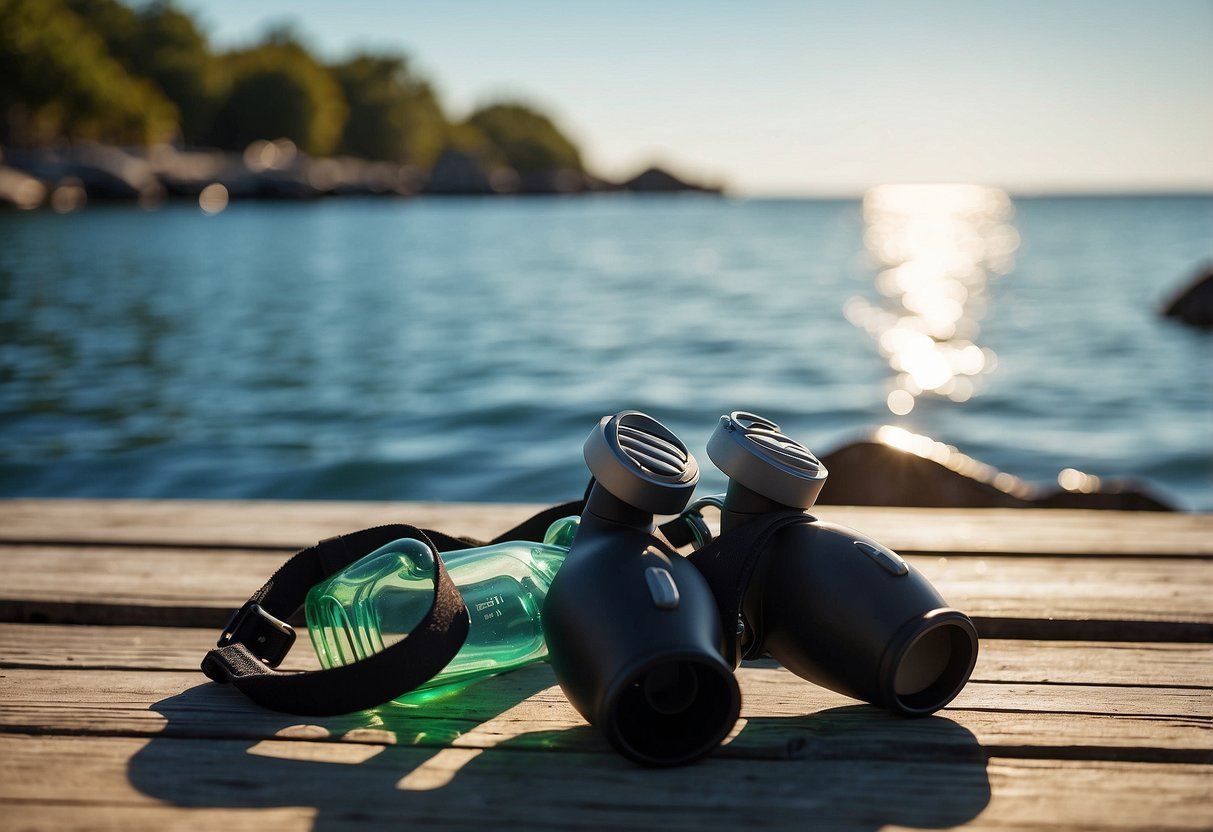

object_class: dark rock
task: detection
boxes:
[818,440,1032,509]
[3,144,163,201]
[623,166,721,194]
[144,146,227,196]
[1161,262,1213,328]
[816,432,1177,511]
[516,168,586,195]
[1035,480,1175,511]
[423,150,497,195]
[583,172,625,192]
[69,144,164,200]
[236,168,319,200]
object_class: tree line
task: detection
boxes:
[0,0,584,175]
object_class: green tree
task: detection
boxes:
[210,37,347,156]
[465,103,582,172]
[0,0,178,145]
[66,0,221,146]
[438,119,499,162]
[332,54,447,166]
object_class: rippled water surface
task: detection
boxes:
[1,194,1210,507]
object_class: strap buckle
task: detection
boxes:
[216,602,296,668]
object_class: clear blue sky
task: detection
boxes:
[177,0,1213,195]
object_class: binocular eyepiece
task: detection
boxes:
[696,411,979,716]
[542,412,742,767]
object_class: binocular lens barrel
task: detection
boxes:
[607,656,739,764]
[881,610,978,714]
[897,626,954,696]
[740,517,978,717]
[706,411,979,717]
[544,411,740,766]
[545,510,742,766]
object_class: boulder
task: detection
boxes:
[516,168,586,195]
[622,166,721,194]
[816,433,1177,511]
[1035,480,1175,511]
[3,144,163,201]
[817,440,1032,509]
[1161,263,1213,328]
[423,150,496,195]
[66,144,163,200]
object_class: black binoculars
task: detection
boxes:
[544,410,979,766]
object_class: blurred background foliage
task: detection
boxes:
[0,0,584,172]
[468,104,582,173]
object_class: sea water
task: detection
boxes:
[1,193,1209,507]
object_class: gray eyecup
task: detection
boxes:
[707,411,828,510]
[583,411,700,516]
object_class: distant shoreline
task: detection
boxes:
[0,142,722,212]
[4,144,1211,212]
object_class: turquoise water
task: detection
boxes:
[1,195,1210,508]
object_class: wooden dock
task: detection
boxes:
[1,499,1210,830]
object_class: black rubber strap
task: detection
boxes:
[686,510,812,667]
[489,500,586,545]
[201,501,588,716]
[201,524,471,716]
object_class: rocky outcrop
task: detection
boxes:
[818,441,1031,509]
[622,166,721,193]
[1161,263,1213,328]
[816,432,1176,511]
[0,163,47,209]
[423,149,498,195]
[0,145,726,206]
[3,144,163,202]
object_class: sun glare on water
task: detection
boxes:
[845,184,1019,415]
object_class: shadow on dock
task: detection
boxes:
[128,669,990,830]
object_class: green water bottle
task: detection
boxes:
[305,516,578,704]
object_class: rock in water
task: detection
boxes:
[817,434,1176,510]
[1161,262,1213,328]
[818,441,1032,509]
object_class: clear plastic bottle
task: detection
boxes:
[305,516,578,703]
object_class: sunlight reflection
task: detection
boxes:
[243,138,298,172]
[876,425,1034,498]
[1058,467,1103,493]
[0,168,47,209]
[247,739,386,765]
[848,184,1018,414]
[396,748,485,791]
[50,178,86,213]
[198,182,229,214]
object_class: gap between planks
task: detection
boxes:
[1,663,1209,764]
[3,543,1210,640]
[2,499,1210,557]
[4,624,1212,688]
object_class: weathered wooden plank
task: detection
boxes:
[1,665,1208,763]
[2,544,1209,640]
[2,499,1210,557]
[4,624,1211,689]
[0,804,313,832]
[2,735,1210,831]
